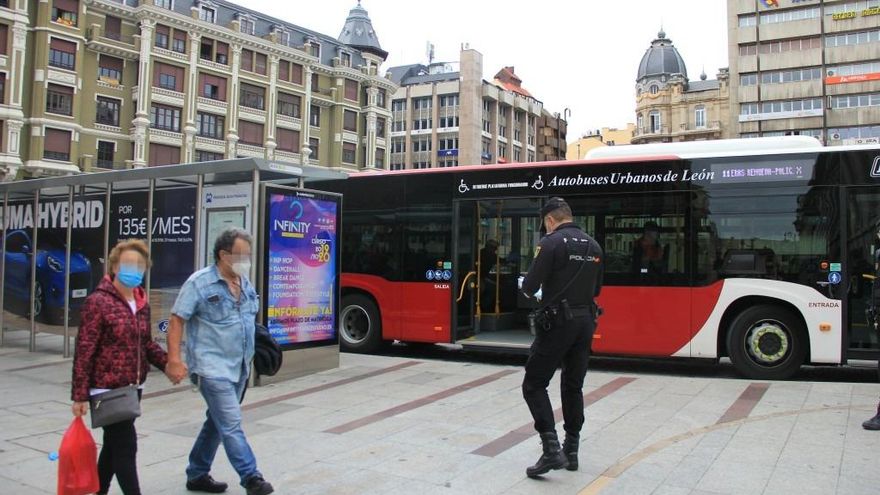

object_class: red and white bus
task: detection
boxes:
[316,137,880,379]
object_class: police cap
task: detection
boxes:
[540,197,569,217]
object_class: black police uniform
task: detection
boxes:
[520,205,604,443]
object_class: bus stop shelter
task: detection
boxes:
[0,158,346,382]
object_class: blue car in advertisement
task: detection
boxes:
[3,230,92,324]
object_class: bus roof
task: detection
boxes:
[584,136,823,160]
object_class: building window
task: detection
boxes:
[738,14,756,27]
[344,79,358,101]
[649,110,661,133]
[195,150,224,162]
[148,143,180,167]
[413,118,432,130]
[825,28,880,48]
[276,127,300,153]
[216,41,228,65]
[199,6,215,23]
[761,67,823,85]
[695,106,706,128]
[514,146,521,162]
[154,25,169,49]
[439,136,458,151]
[46,84,73,116]
[439,116,459,128]
[376,117,386,136]
[238,120,264,146]
[309,105,320,127]
[637,113,644,131]
[341,52,352,67]
[649,84,659,95]
[254,52,267,75]
[342,110,357,132]
[150,104,181,132]
[199,73,226,101]
[308,42,320,58]
[413,97,432,110]
[392,120,405,132]
[277,92,301,118]
[290,63,303,84]
[412,138,431,152]
[377,89,386,108]
[374,148,385,168]
[439,94,459,107]
[392,99,406,112]
[153,0,172,8]
[196,112,224,139]
[98,55,123,84]
[739,44,757,56]
[0,73,5,105]
[528,150,535,162]
[740,73,757,86]
[239,17,255,35]
[342,142,356,164]
[44,128,72,161]
[241,49,253,72]
[498,143,507,158]
[239,83,265,110]
[172,30,186,54]
[758,37,821,55]
[96,96,121,126]
[96,141,115,168]
[104,16,121,40]
[760,6,819,24]
[52,0,78,27]
[49,38,76,70]
[829,93,880,109]
[278,30,290,46]
[309,137,319,159]
[154,63,183,92]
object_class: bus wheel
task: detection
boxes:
[339,294,383,353]
[727,304,807,380]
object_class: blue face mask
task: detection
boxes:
[117,265,144,288]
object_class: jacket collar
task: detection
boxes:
[97,275,147,312]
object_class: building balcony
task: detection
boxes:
[194,136,226,153]
[149,128,184,146]
[149,86,186,107]
[276,113,302,129]
[237,143,266,157]
[153,47,187,63]
[85,24,139,60]
[197,96,228,114]
[673,121,723,137]
[240,106,267,121]
[198,57,231,73]
[275,150,302,163]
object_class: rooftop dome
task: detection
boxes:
[338,1,388,60]
[637,30,688,83]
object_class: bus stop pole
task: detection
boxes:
[146,179,154,295]
[62,186,74,358]
[0,191,7,348]
[194,174,203,271]
[29,190,39,352]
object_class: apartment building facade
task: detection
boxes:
[386,48,564,169]
[728,0,880,144]
[0,0,395,180]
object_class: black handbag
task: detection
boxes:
[254,323,283,377]
[88,316,142,429]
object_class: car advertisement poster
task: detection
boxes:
[264,187,339,348]
[1,187,195,327]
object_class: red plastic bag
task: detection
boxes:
[57,417,99,495]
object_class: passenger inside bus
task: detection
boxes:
[632,222,667,276]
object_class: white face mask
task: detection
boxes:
[231,260,251,277]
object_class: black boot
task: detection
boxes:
[562,432,579,471]
[863,403,880,431]
[526,431,567,478]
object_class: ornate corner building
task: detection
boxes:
[0,0,397,181]
[385,49,566,169]
[633,30,732,145]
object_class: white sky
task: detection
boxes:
[238,0,729,141]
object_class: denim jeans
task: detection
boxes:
[186,374,261,485]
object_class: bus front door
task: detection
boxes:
[845,187,880,360]
[454,198,541,348]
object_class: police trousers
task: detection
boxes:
[522,312,595,435]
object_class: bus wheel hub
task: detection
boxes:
[747,322,788,364]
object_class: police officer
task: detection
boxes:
[520,197,603,478]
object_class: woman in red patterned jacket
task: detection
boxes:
[71,239,168,495]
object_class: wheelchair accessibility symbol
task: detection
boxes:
[458,180,470,194]
[532,175,544,191]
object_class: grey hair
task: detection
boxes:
[213,227,253,262]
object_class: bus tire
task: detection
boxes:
[339,294,383,353]
[727,304,807,380]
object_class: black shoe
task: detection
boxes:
[244,476,274,495]
[562,432,579,471]
[863,414,880,430]
[186,474,228,493]
[526,431,567,478]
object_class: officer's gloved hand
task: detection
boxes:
[535,288,543,302]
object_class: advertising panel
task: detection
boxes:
[262,186,340,349]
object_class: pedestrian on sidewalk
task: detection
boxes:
[519,197,604,478]
[71,239,168,495]
[165,228,274,495]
